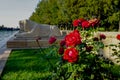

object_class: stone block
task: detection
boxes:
[7,40,27,48]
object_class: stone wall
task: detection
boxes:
[98,32,120,64]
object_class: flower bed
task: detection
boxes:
[47,18,120,79]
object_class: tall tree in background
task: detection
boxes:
[30,0,120,31]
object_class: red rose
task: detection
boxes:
[73,19,80,27]
[81,20,91,28]
[65,30,82,47]
[91,22,96,27]
[60,40,66,47]
[89,18,100,27]
[116,34,120,40]
[58,47,64,55]
[78,18,85,23]
[63,48,78,63]
[49,36,56,44]
[100,34,106,40]
[73,30,80,36]
[73,30,82,45]
[73,18,86,27]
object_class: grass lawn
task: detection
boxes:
[0,47,120,80]
[0,47,59,80]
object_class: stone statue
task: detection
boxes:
[15,19,62,38]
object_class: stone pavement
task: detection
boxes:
[0,44,11,76]
[0,31,18,76]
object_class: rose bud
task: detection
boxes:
[58,47,64,55]
[48,36,56,44]
[100,34,106,40]
[60,40,66,47]
[116,34,120,40]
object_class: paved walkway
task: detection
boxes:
[0,44,11,76]
[0,31,18,76]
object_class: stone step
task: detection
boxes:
[7,39,63,49]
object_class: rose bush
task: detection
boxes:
[47,18,120,79]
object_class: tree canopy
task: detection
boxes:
[29,0,120,31]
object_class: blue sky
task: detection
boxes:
[0,0,39,28]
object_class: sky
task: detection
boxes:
[0,0,39,28]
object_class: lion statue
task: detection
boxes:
[15,19,62,38]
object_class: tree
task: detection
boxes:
[30,0,120,31]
